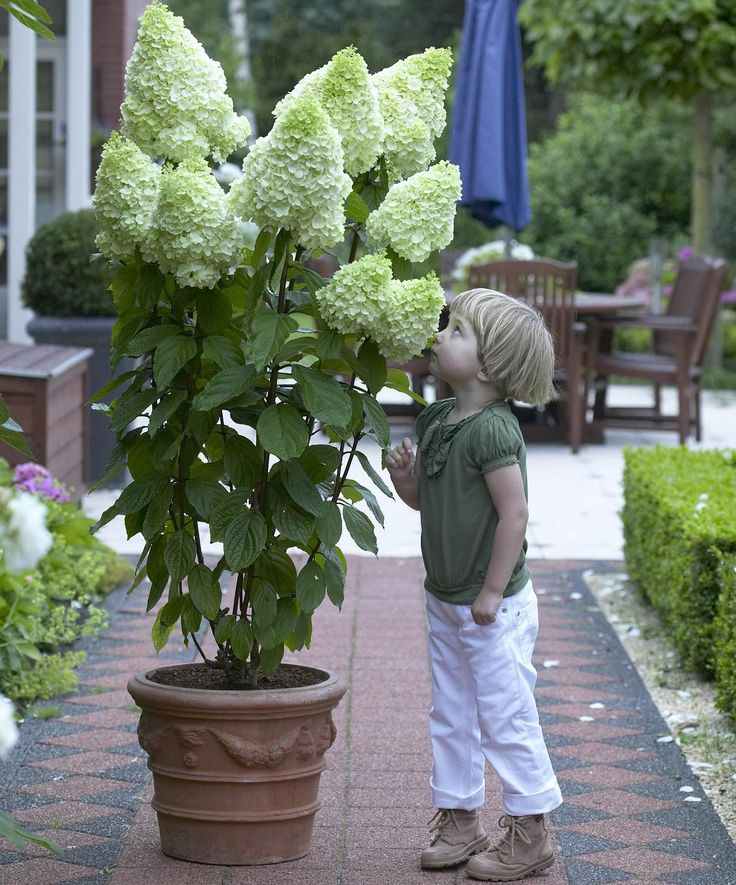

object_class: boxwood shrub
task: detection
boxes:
[622,447,736,691]
[714,556,736,720]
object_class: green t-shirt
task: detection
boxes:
[415,398,531,605]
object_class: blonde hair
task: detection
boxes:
[450,288,557,406]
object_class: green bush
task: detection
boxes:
[525,94,691,292]
[21,209,113,317]
[622,446,736,679]
[714,556,736,720]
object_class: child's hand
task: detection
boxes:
[471,589,504,626]
[385,437,415,482]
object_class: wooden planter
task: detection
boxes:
[0,342,92,498]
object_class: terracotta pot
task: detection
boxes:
[128,663,346,865]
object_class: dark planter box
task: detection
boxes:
[27,315,131,487]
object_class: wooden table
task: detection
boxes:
[575,292,649,316]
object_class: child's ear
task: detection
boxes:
[477,366,491,382]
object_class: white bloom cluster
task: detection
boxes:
[315,253,393,337]
[275,47,383,178]
[366,161,461,262]
[229,94,352,251]
[316,255,444,362]
[120,3,250,163]
[93,132,161,261]
[0,695,18,761]
[451,239,535,283]
[372,273,446,362]
[374,48,453,181]
[0,491,52,574]
[144,157,244,289]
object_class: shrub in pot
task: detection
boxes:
[92,2,459,866]
[21,209,128,486]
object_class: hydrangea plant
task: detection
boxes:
[92,1,460,689]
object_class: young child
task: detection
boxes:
[386,289,563,882]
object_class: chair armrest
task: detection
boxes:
[594,315,698,333]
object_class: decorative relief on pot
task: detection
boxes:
[315,713,337,757]
[137,714,169,757]
[295,724,316,761]
[209,724,303,768]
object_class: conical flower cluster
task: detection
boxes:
[366,161,461,262]
[275,47,383,178]
[120,2,250,163]
[144,157,244,289]
[316,254,444,362]
[373,48,453,181]
[228,94,352,250]
[93,131,161,260]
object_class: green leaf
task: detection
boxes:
[153,335,197,388]
[323,550,346,607]
[270,486,315,545]
[360,393,391,448]
[254,547,297,596]
[214,613,235,643]
[88,369,138,405]
[295,560,326,613]
[252,582,278,630]
[272,596,299,643]
[209,489,249,541]
[258,642,284,674]
[299,444,341,483]
[0,423,32,457]
[197,291,233,335]
[292,365,353,427]
[231,618,254,660]
[282,459,325,516]
[250,310,298,370]
[136,264,166,309]
[141,483,173,541]
[357,338,388,395]
[345,190,371,223]
[164,530,196,585]
[315,328,344,360]
[224,510,267,571]
[188,565,221,620]
[224,436,261,490]
[191,365,256,411]
[315,501,342,548]
[343,504,378,554]
[116,477,169,515]
[180,595,202,636]
[355,450,394,498]
[345,480,385,528]
[124,324,179,357]
[148,389,187,435]
[111,388,159,433]
[185,480,229,521]
[257,404,309,460]
[202,335,244,368]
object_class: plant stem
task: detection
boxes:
[348,229,360,263]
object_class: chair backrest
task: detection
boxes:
[656,256,728,367]
[466,258,578,367]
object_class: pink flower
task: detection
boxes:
[721,289,736,305]
[13,462,71,503]
[678,245,695,260]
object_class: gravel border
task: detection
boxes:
[584,566,736,843]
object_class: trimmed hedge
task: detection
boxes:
[622,446,736,719]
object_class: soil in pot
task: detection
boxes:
[148,662,328,691]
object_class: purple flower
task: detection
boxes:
[678,245,695,260]
[13,462,71,503]
[721,289,736,305]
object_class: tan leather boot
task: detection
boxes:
[420,808,490,870]
[465,813,555,881]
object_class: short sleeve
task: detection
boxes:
[469,415,520,474]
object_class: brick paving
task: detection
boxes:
[2,558,736,884]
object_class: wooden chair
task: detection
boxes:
[466,258,585,452]
[588,256,727,443]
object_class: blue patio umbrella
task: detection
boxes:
[449,0,531,232]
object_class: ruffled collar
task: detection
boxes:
[420,399,507,478]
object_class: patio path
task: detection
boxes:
[2,556,735,884]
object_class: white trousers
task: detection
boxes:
[426,581,562,816]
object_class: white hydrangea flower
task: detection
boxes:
[0,695,18,761]
[120,3,250,163]
[93,131,161,260]
[315,253,393,337]
[144,157,244,289]
[451,239,535,283]
[374,48,453,181]
[275,47,383,178]
[366,161,461,262]
[0,492,52,574]
[372,272,445,362]
[228,94,352,251]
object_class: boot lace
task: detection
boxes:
[427,809,457,846]
[493,814,532,859]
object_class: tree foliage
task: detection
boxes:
[519,0,736,100]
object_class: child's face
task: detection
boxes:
[428,311,484,385]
